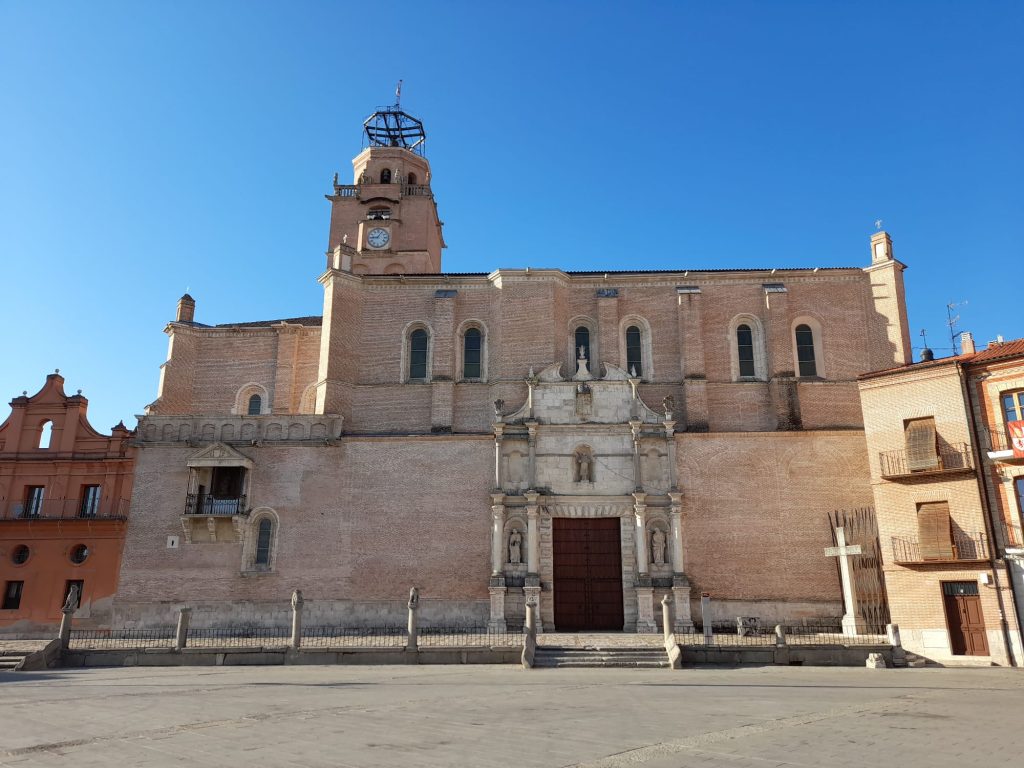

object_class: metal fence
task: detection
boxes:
[68,625,524,651]
[68,628,176,650]
[672,621,887,647]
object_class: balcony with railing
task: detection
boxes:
[983,427,1024,462]
[184,493,248,517]
[878,442,974,480]
[890,531,989,564]
[0,497,130,521]
[1000,520,1024,551]
[333,184,358,197]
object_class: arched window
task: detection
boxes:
[463,328,482,379]
[247,394,262,415]
[575,326,591,368]
[380,168,392,184]
[795,324,817,377]
[626,326,643,377]
[254,518,273,567]
[38,420,53,449]
[737,324,756,377]
[407,172,417,185]
[409,328,429,380]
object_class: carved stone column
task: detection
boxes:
[633,492,649,575]
[493,423,504,490]
[668,492,684,574]
[629,421,643,491]
[525,492,540,574]
[663,420,677,490]
[526,421,538,489]
[490,495,505,576]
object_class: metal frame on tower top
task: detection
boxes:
[363,106,426,156]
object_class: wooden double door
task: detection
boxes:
[942,581,989,656]
[553,517,624,631]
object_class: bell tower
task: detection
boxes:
[325,103,445,274]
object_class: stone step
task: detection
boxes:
[535,660,669,669]
[533,645,670,669]
[0,656,27,671]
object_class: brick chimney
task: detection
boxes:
[176,294,195,323]
[960,332,976,355]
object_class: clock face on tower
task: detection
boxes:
[367,227,390,249]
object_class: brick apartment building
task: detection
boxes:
[0,373,135,635]
[859,336,1024,665]
[112,104,917,634]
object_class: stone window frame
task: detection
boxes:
[242,507,280,575]
[618,315,654,380]
[38,419,53,450]
[567,315,599,377]
[401,321,434,383]
[790,315,826,379]
[456,319,489,383]
[233,383,269,415]
[727,314,768,382]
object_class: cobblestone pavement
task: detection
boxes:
[1,665,1022,767]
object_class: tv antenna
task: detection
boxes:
[947,300,967,354]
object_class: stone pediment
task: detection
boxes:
[506,367,665,426]
[186,442,254,469]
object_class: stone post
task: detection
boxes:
[175,607,192,651]
[490,497,505,576]
[406,587,419,651]
[524,576,543,634]
[700,592,712,644]
[58,584,79,651]
[661,595,673,644]
[525,600,536,637]
[775,624,786,646]
[290,590,304,650]
[887,622,907,667]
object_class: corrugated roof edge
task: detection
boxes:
[214,316,323,329]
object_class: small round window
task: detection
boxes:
[11,545,30,565]
[69,544,90,564]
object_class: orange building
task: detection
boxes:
[0,372,135,636]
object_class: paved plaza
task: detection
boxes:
[1,664,1023,767]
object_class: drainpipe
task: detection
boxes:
[959,362,1020,666]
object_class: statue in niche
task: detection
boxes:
[651,528,667,567]
[508,529,523,565]
[574,449,593,483]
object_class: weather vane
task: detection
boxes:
[874,219,883,230]
[395,79,403,108]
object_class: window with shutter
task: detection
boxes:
[917,501,954,560]
[904,417,939,471]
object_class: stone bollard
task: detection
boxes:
[775,624,786,647]
[886,622,906,667]
[700,592,712,644]
[290,590,304,650]
[661,595,673,644]
[175,607,192,650]
[406,587,420,651]
[866,652,887,669]
[58,585,80,651]
[525,601,536,639]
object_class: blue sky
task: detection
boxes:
[1,1,1021,431]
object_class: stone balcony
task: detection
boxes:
[137,415,344,446]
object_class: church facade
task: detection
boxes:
[113,106,912,632]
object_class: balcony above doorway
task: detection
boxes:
[890,531,990,565]
[983,427,1024,464]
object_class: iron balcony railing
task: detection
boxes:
[890,531,989,564]
[878,442,974,479]
[184,493,248,517]
[983,426,1024,456]
[1000,520,1024,550]
[0,497,130,521]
